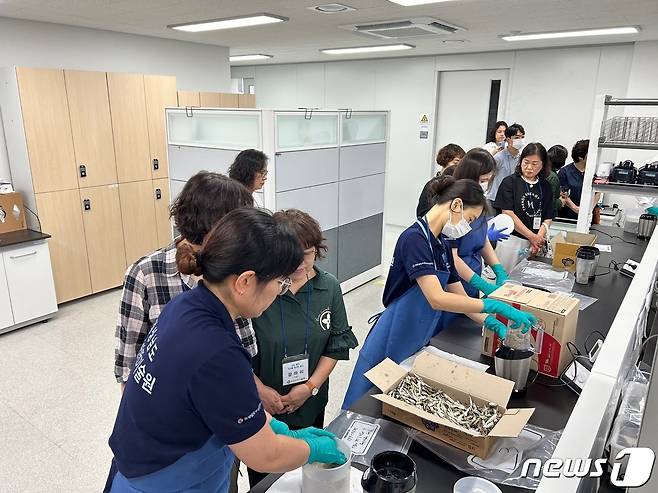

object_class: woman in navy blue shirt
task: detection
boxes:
[108,208,345,493]
[343,176,537,409]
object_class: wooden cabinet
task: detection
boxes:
[15,67,78,193]
[107,73,152,183]
[153,178,172,248]
[145,75,177,180]
[238,94,256,108]
[64,70,118,188]
[79,185,127,292]
[177,90,200,107]
[35,190,92,303]
[200,91,221,107]
[119,180,158,266]
[220,93,240,108]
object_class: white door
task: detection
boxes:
[435,69,509,165]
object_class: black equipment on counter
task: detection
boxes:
[637,162,658,186]
[609,160,638,184]
[362,452,417,493]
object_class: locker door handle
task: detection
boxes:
[83,199,91,211]
[9,250,37,260]
[155,188,162,200]
[153,159,159,170]
[79,164,87,178]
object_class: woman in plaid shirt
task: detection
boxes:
[114,171,256,386]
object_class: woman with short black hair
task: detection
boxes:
[108,208,346,493]
[558,140,596,220]
[228,149,269,193]
[494,143,554,254]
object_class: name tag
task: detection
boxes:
[533,216,541,230]
[282,354,309,386]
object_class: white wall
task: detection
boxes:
[239,44,635,226]
[0,17,231,183]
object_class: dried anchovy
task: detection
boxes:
[388,373,501,435]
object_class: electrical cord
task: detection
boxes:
[590,226,637,245]
[585,330,607,355]
[536,342,584,389]
[23,205,42,233]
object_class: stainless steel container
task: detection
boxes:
[494,346,533,393]
[637,214,657,240]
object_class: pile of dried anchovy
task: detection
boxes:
[388,373,501,435]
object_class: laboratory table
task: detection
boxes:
[250,226,647,492]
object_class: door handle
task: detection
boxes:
[155,188,162,200]
[79,164,87,178]
[153,158,159,170]
[10,250,37,259]
[83,199,91,211]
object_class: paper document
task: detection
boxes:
[342,420,380,456]
[595,244,612,253]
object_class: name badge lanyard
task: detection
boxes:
[280,284,312,387]
[524,180,543,230]
[415,216,449,271]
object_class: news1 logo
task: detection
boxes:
[521,447,655,487]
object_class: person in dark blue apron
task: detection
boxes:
[108,209,346,493]
[343,176,537,410]
[447,149,511,298]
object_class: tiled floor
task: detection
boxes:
[0,226,403,493]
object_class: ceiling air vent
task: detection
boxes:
[340,17,465,39]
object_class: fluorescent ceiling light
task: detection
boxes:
[321,43,415,55]
[229,54,273,62]
[387,0,456,4]
[169,14,287,33]
[502,26,639,42]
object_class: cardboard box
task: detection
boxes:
[482,284,580,378]
[365,352,535,459]
[0,192,26,234]
[551,232,597,271]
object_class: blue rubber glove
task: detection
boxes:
[303,436,347,465]
[483,315,507,340]
[270,419,335,440]
[469,273,498,296]
[491,263,509,287]
[647,206,658,217]
[488,223,511,242]
[481,298,536,334]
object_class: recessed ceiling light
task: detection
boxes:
[502,26,639,42]
[387,0,458,5]
[309,3,356,13]
[442,39,466,44]
[229,54,273,62]
[321,44,415,55]
[168,14,288,33]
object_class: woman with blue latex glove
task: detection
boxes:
[481,298,536,333]
[270,418,335,440]
[443,150,511,299]
[343,176,531,410]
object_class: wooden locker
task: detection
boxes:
[144,75,177,180]
[153,178,173,248]
[35,190,92,303]
[107,73,152,183]
[177,90,200,107]
[16,67,78,193]
[79,185,127,292]
[119,180,158,266]
[64,70,118,188]
[220,93,240,108]
[238,94,256,108]
[199,91,221,107]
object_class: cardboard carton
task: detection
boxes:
[551,232,597,271]
[482,284,580,378]
[365,352,535,459]
[0,192,26,234]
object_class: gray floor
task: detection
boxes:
[0,226,403,493]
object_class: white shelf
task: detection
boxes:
[593,182,658,197]
[598,141,658,151]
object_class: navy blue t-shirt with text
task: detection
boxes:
[109,282,266,479]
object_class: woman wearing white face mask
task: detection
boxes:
[342,176,537,409]
[448,149,510,298]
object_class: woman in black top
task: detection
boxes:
[493,143,554,254]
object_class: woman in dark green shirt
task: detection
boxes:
[249,209,358,488]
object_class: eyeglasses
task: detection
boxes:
[522,159,543,168]
[277,277,292,296]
